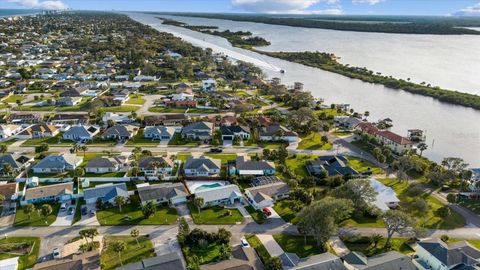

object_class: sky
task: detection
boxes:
[1,0,480,16]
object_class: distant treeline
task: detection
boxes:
[152,13,480,35]
[160,18,270,48]
[257,51,480,110]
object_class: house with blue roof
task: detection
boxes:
[83,183,128,205]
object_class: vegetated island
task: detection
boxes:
[160,17,480,111]
[160,18,270,49]
[152,12,480,35]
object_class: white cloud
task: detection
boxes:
[6,0,67,10]
[454,2,480,16]
[231,0,342,14]
[352,0,384,5]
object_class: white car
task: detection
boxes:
[52,248,61,259]
[241,238,250,248]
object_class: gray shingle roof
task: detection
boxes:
[138,156,174,169]
[102,125,136,138]
[83,183,128,201]
[342,251,416,270]
[84,157,119,169]
[259,124,297,137]
[181,122,213,135]
[32,154,81,170]
[193,184,242,204]
[246,182,290,204]
[184,156,220,171]
[24,182,73,200]
[293,252,346,270]
[235,156,275,171]
[64,126,96,138]
[220,125,250,136]
[0,154,30,170]
[418,238,480,267]
[117,252,185,270]
[137,183,187,202]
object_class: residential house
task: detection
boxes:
[137,182,188,205]
[0,154,33,175]
[181,122,214,141]
[101,125,137,141]
[220,125,250,141]
[293,252,347,270]
[415,238,480,270]
[334,116,363,131]
[165,100,197,108]
[49,114,89,125]
[171,91,194,101]
[63,125,99,142]
[306,155,358,177]
[245,182,290,210]
[84,157,125,174]
[144,114,188,126]
[83,183,128,204]
[259,124,298,142]
[193,184,243,207]
[133,75,158,82]
[184,156,221,177]
[138,156,174,176]
[0,257,19,270]
[220,115,238,126]
[21,182,73,205]
[111,89,130,104]
[6,113,41,124]
[201,246,263,270]
[215,91,238,101]
[56,96,82,106]
[60,87,87,97]
[32,154,83,174]
[102,112,133,125]
[232,156,276,176]
[0,124,21,139]
[369,178,400,212]
[117,252,185,270]
[0,182,18,201]
[201,78,217,91]
[143,126,178,141]
[342,251,416,270]
[176,82,193,94]
[16,124,58,139]
[33,251,100,270]
[356,122,414,154]
[468,168,480,192]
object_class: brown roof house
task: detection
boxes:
[16,124,59,139]
[201,246,264,270]
[21,182,73,205]
[33,250,100,270]
[0,182,18,201]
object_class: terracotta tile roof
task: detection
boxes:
[377,130,413,145]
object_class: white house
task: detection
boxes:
[368,178,400,212]
[143,126,178,141]
[259,124,298,143]
[0,124,21,139]
[245,182,290,210]
[63,125,99,142]
[32,154,83,174]
[171,91,194,101]
[0,256,19,270]
[468,168,480,192]
[415,238,480,270]
[138,156,174,176]
[184,156,221,177]
[193,184,243,208]
[201,78,217,91]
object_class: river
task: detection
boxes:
[127,12,480,167]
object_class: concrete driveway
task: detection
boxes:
[0,202,15,226]
[51,201,75,226]
[74,203,99,226]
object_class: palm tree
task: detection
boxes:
[417,143,428,157]
[40,204,52,225]
[23,204,35,220]
[114,196,126,212]
[111,241,126,266]
[0,144,7,154]
[70,143,81,154]
[193,197,204,213]
[130,228,140,248]
[80,145,88,157]
[2,163,13,176]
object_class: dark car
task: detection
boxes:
[81,206,87,216]
[210,147,223,153]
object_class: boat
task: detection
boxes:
[280,69,286,74]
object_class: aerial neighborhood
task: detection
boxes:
[0,11,478,270]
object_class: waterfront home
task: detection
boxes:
[33,251,100,270]
[356,122,414,154]
[415,238,480,270]
[32,154,83,174]
[16,124,58,139]
[181,122,214,141]
[48,113,89,125]
[56,96,82,106]
[201,246,263,270]
[245,182,290,210]
[143,126,178,141]
[305,155,358,177]
[343,251,416,270]
[138,156,174,176]
[62,125,99,142]
[5,113,41,124]
[201,78,217,91]
[101,125,137,141]
[220,125,250,141]
[334,116,363,131]
[21,182,73,205]
[193,184,243,208]
[137,182,188,206]
[231,156,275,176]
[259,124,298,142]
[0,154,33,175]
[83,183,128,204]
[0,124,21,139]
[102,112,133,125]
[369,178,400,212]
[184,156,221,177]
[84,157,125,174]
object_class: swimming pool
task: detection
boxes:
[186,181,227,193]
[195,183,222,191]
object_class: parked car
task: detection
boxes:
[60,203,67,211]
[52,248,61,259]
[241,238,250,247]
[89,209,96,216]
[210,147,222,153]
[262,208,272,217]
[81,206,87,216]
[67,207,74,215]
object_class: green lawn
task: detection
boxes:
[245,205,265,224]
[298,133,332,150]
[458,199,480,214]
[341,215,385,228]
[342,236,414,257]
[347,156,384,175]
[148,106,186,113]
[449,239,480,249]
[72,199,85,225]
[245,234,270,261]
[86,136,117,146]
[182,243,222,265]
[83,171,126,178]
[126,95,146,105]
[168,133,201,146]
[333,131,352,137]
[1,138,17,145]
[3,94,24,103]
[188,203,244,225]
[102,105,140,112]
[96,196,178,225]
[14,203,60,226]
[257,141,288,150]
[0,237,40,270]
[21,134,73,146]
[101,236,155,270]
[272,200,299,224]
[273,235,323,258]
[285,154,318,178]
[186,108,218,114]
[125,130,159,146]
